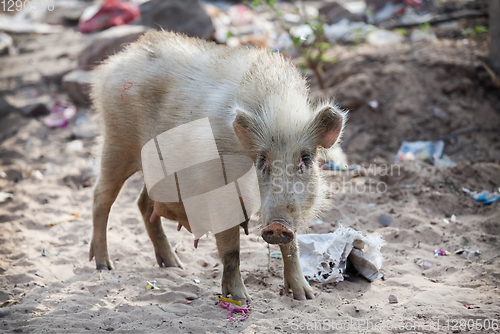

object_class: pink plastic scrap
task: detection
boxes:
[78,0,140,33]
[434,249,450,257]
[43,101,76,128]
[404,0,423,7]
[219,300,250,321]
[463,303,480,309]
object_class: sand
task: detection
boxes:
[1,20,500,334]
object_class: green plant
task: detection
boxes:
[475,25,488,34]
[419,22,431,33]
[394,28,407,36]
[461,25,488,39]
[249,0,335,89]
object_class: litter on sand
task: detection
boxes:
[395,140,455,168]
[269,252,282,259]
[323,162,361,171]
[78,0,140,33]
[463,303,480,309]
[415,259,432,269]
[45,214,79,227]
[219,300,250,321]
[297,224,385,284]
[146,280,160,290]
[434,249,451,257]
[218,296,242,306]
[455,248,481,259]
[462,187,500,205]
[43,101,76,128]
[0,192,13,203]
[1,292,26,308]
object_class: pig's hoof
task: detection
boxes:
[155,251,184,269]
[93,258,113,270]
[222,277,251,304]
[89,244,113,270]
[222,292,251,306]
[284,278,315,300]
[96,263,113,270]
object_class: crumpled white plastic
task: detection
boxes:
[297,224,385,283]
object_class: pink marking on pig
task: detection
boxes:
[120,81,133,99]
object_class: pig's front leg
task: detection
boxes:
[215,226,250,304]
[280,239,315,300]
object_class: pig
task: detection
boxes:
[90,30,346,302]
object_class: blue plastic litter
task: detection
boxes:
[323,161,361,171]
[394,140,456,168]
[462,188,500,205]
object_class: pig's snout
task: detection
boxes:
[262,221,294,244]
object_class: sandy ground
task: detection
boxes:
[1,26,500,334]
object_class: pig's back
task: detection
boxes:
[92,31,256,151]
[91,30,309,161]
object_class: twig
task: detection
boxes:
[382,9,488,30]
[482,62,500,89]
[267,243,270,272]
[341,123,367,151]
[445,139,477,156]
[438,126,500,142]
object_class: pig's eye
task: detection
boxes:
[257,154,268,172]
[301,153,313,167]
[298,153,313,174]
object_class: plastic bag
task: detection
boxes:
[297,225,385,283]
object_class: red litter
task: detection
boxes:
[78,0,140,33]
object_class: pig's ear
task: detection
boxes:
[233,109,253,150]
[309,105,346,149]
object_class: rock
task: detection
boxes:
[62,70,92,105]
[367,29,404,47]
[139,0,214,40]
[0,95,18,118]
[44,1,91,25]
[388,294,398,304]
[378,213,393,227]
[349,248,380,281]
[0,32,15,56]
[78,25,148,70]
[319,2,364,24]
[20,103,50,117]
[3,95,51,117]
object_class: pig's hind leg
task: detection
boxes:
[215,226,250,304]
[280,240,315,300]
[138,185,183,268]
[90,143,137,270]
